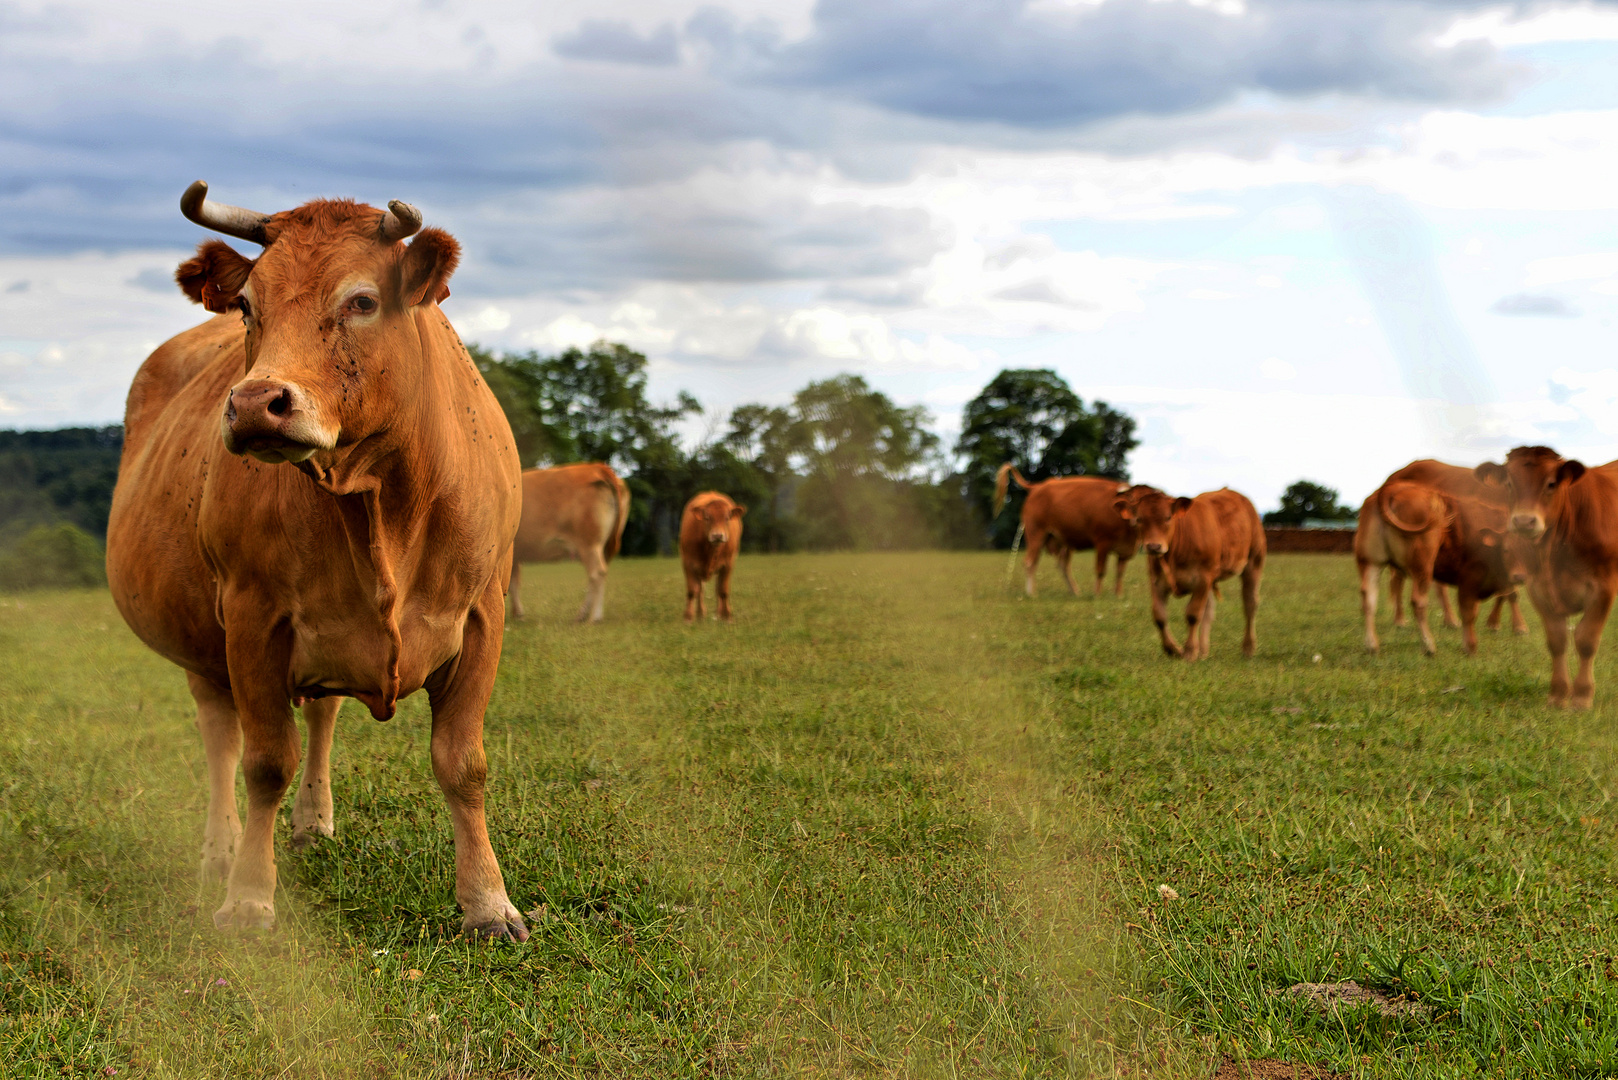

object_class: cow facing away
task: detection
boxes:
[509,464,630,623]
[1117,487,1265,660]
[105,184,528,939]
[680,492,744,622]
[1355,482,1514,655]
[1382,458,1527,635]
[994,464,1147,597]
[1476,446,1618,708]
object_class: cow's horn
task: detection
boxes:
[378,200,422,243]
[180,181,272,246]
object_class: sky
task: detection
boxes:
[7,0,1618,510]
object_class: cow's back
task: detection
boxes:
[1024,476,1131,548]
[1387,459,1506,508]
[1185,488,1264,577]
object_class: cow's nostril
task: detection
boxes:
[268,389,293,417]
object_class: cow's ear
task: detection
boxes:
[396,227,460,309]
[729,505,747,518]
[1557,460,1587,485]
[1113,498,1133,520]
[176,241,255,313]
[1171,496,1193,516]
[1474,462,1507,485]
[1478,528,1501,548]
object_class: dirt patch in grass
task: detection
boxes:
[1212,1057,1345,1079]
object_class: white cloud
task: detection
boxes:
[1260,357,1296,380]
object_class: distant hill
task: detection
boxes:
[0,426,123,542]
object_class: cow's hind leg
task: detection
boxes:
[1113,553,1129,597]
[1022,526,1044,598]
[1055,547,1079,596]
[291,696,340,850]
[426,578,528,940]
[1240,561,1261,658]
[1437,586,1461,629]
[1390,569,1408,627]
[189,672,242,883]
[509,557,525,621]
[1199,589,1217,658]
[1358,558,1382,654]
[576,546,609,623]
[1409,569,1438,656]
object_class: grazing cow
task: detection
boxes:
[680,492,744,622]
[1355,482,1515,655]
[1382,458,1526,634]
[105,183,528,939]
[1476,446,1618,708]
[994,465,1148,597]
[509,463,630,623]
[1115,487,1265,660]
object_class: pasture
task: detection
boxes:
[1,551,1615,1078]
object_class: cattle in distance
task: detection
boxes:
[105,182,529,939]
[680,492,745,622]
[994,464,1152,597]
[1115,487,1265,660]
[509,463,630,623]
[1476,446,1618,709]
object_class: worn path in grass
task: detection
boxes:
[3,552,1616,1078]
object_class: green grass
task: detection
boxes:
[1,552,1615,1077]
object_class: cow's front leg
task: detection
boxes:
[508,556,526,620]
[1150,566,1182,658]
[715,564,734,621]
[1436,586,1461,629]
[427,579,528,941]
[1457,593,1480,655]
[1240,562,1261,657]
[683,570,702,622]
[1113,553,1129,598]
[1508,591,1530,635]
[1485,595,1504,631]
[188,672,242,882]
[291,696,340,849]
[1570,588,1614,710]
[1183,579,1211,661]
[1543,609,1571,707]
[217,631,299,930]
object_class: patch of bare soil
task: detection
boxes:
[1280,980,1431,1018]
[1211,1057,1345,1079]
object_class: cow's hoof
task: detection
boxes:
[290,826,333,851]
[463,905,529,943]
[200,853,233,882]
[213,898,276,931]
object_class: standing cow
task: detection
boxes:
[680,492,744,622]
[1116,487,1265,660]
[1476,446,1618,709]
[106,183,528,939]
[1382,458,1526,634]
[994,464,1148,597]
[509,463,630,623]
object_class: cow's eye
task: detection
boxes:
[236,296,252,318]
[351,295,377,314]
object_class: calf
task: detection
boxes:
[681,492,745,622]
[1356,482,1514,655]
[1476,446,1618,708]
[1382,458,1526,634]
[509,463,630,623]
[1116,487,1265,660]
[994,464,1148,597]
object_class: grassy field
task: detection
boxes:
[1,550,1616,1078]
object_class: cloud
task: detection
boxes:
[749,0,1521,128]
[1490,292,1580,317]
[554,19,681,66]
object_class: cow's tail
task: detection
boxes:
[1379,482,1449,534]
[993,463,1035,517]
[601,467,631,563]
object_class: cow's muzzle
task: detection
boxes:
[1509,513,1544,539]
[1145,542,1167,556]
[221,379,333,463]
[708,531,729,546]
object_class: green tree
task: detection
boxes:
[721,404,797,552]
[955,369,1139,546]
[1264,481,1356,526]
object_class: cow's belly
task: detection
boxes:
[287,602,467,701]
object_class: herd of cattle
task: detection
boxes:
[91,186,1616,942]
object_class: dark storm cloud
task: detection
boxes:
[554,19,682,65]
[732,0,1528,128]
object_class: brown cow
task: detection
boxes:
[1116,487,1265,660]
[1476,446,1618,708]
[1355,482,1515,655]
[680,492,744,622]
[1382,458,1526,634]
[105,183,528,939]
[509,463,630,623]
[994,464,1147,597]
